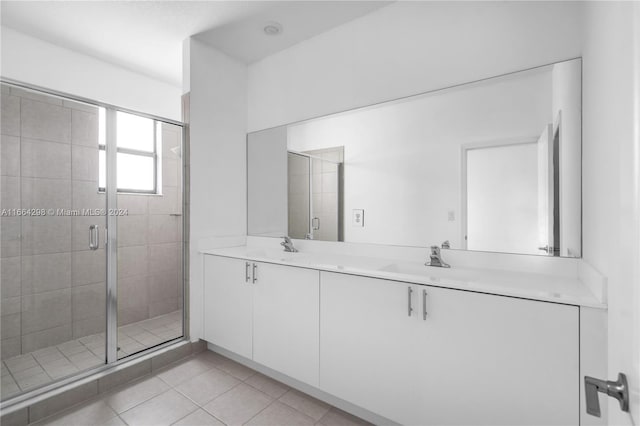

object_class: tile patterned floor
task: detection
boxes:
[30,350,372,426]
[1,311,183,400]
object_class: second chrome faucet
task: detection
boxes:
[426,245,450,268]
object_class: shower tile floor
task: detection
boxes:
[1,310,182,400]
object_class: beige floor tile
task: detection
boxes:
[4,354,38,373]
[67,350,96,363]
[245,373,289,399]
[58,341,86,357]
[41,357,79,379]
[1,379,21,399]
[101,416,127,426]
[16,371,50,390]
[32,347,64,364]
[12,364,45,380]
[173,408,224,426]
[175,367,240,405]
[216,358,256,381]
[246,401,315,426]
[279,389,330,421]
[69,352,103,370]
[104,376,170,413]
[2,347,370,426]
[194,350,228,367]
[32,399,117,426]
[202,383,272,426]
[317,408,372,426]
[120,389,197,426]
[156,357,215,387]
[47,364,80,380]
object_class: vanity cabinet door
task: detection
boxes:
[253,262,320,386]
[320,272,423,424]
[203,255,253,359]
[414,285,579,426]
[320,271,579,426]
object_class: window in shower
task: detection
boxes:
[98,111,159,193]
[0,81,186,402]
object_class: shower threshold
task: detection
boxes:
[1,310,183,400]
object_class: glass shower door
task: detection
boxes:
[1,82,185,401]
[114,114,184,359]
[0,83,107,399]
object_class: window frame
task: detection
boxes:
[98,116,159,194]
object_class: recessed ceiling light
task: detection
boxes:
[263,22,283,36]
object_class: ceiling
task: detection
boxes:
[194,2,389,65]
[0,1,390,88]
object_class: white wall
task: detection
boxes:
[248,1,583,132]
[582,2,639,424]
[287,69,551,250]
[1,27,181,120]
[186,38,247,340]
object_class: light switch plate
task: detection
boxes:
[353,209,364,227]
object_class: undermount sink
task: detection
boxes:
[378,262,477,281]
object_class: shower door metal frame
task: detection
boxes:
[0,77,190,408]
[105,108,119,363]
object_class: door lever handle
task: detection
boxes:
[585,373,629,417]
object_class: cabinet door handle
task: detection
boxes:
[422,290,428,320]
[252,263,258,283]
[407,286,413,316]
[245,262,251,283]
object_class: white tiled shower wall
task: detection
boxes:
[0,84,183,359]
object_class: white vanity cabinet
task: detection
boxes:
[203,255,253,359]
[203,255,320,386]
[252,262,320,386]
[319,271,580,426]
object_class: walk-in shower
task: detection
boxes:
[0,81,187,402]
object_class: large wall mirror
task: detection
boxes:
[247,58,582,257]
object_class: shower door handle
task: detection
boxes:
[89,225,99,250]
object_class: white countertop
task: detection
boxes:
[201,246,606,309]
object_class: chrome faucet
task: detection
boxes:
[281,236,298,252]
[425,245,450,268]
